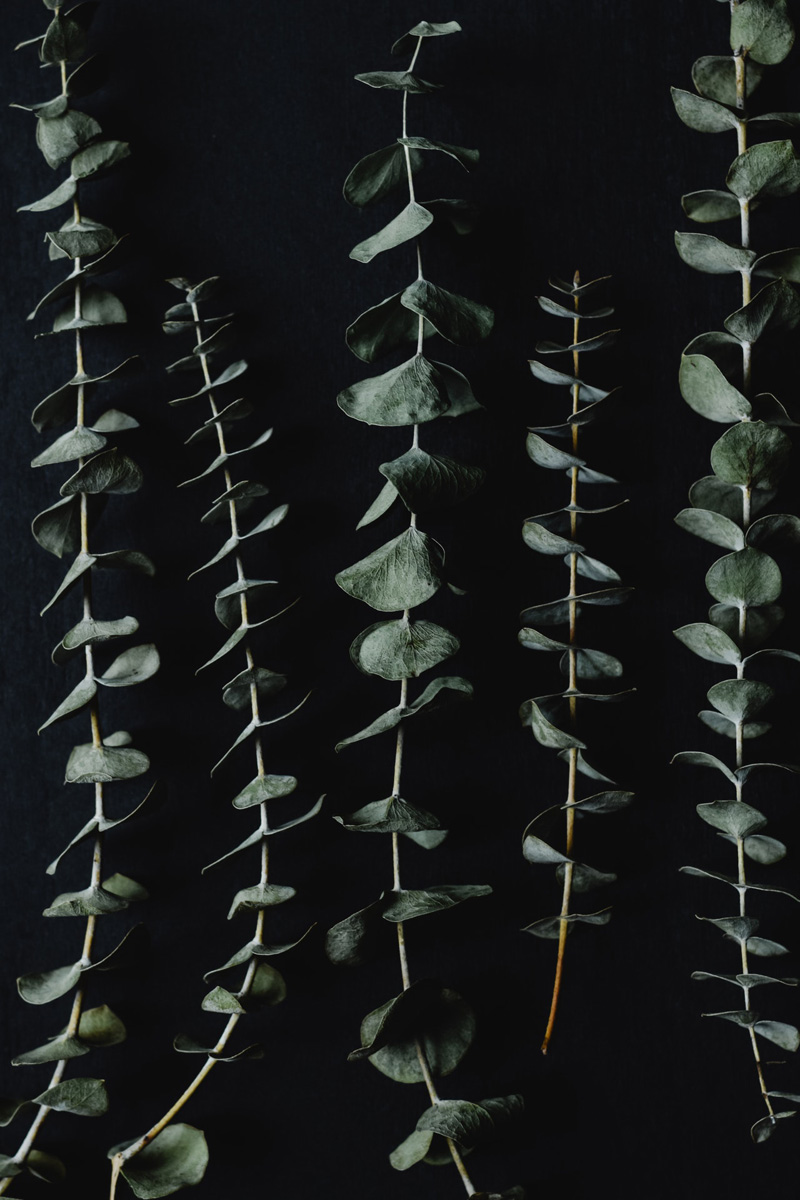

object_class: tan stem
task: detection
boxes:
[542,274,582,1053]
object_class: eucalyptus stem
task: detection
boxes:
[673,0,800,1141]
[522,272,630,1054]
[333,20,514,1192]
[541,272,583,1055]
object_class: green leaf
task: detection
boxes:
[222,667,287,711]
[416,1100,494,1148]
[537,295,614,320]
[115,1125,209,1199]
[32,426,107,468]
[389,1128,434,1171]
[391,20,462,55]
[528,359,612,402]
[724,279,800,340]
[689,475,774,522]
[522,520,583,556]
[32,495,82,558]
[519,700,586,750]
[753,247,800,282]
[338,355,452,426]
[336,676,472,750]
[672,750,738,783]
[12,1032,88,1067]
[755,1020,800,1051]
[400,279,493,344]
[39,673,96,733]
[24,1149,66,1184]
[325,900,386,967]
[709,601,784,649]
[745,834,787,863]
[525,433,583,470]
[350,202,433,263]
[398,136,479,171]
[35,1077,108,1117]
[706,548,782,606]
[346,290,429,363]
[71,139,130,180]
[227,884,296,919]
[699,710,770,739]
[518,628,568,652]
[343,143,424,207]
[350,979,443,1060]
[18,175,77,213]
[53,615,139,665]
[675,508,744,550]
[569,790,634,814]
[380,447,484,511]
[565,648,623,681]
[334,796,440,834]
[710,421,791,490]
[697,801,767,837]
[682,189,743,223]
[48,222,118,259]
[675,232,756,275]
[692,55,764,105]
[730,0,795,63]
[213,579,278,629]
[679,354,751,422]
[65,742,149,784]
[674,622,742,664]
[382,885,491,922]
[41,11,91,62]
[52,286,127,332]
[336,527,443,612]
[434,360,482,418]
[420,198,479,234]
[60,449,143,496]
[727,140,800,201]
[355,71,442,93]
[43,885,128,918]
[76,1005,126,1046]
[231,774,298,810]
[17,962,81,1006]
[360,985,475,1082]
[671,87,740,132]
[751,1112,796,1143]
[36,108,101,168]
[96,644,160,689]
[350,618,459,680]
[748,513,800,548]
[170,359,248,406]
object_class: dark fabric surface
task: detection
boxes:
[0,2,798,1196]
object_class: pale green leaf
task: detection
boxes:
[115,1125,209,1199]
[336,527,443,612]
[710,421,791,489]
[727,139,800,201]
[35,1077,108,1117]
[350,202,433,264]
[730,0,795,64]
[338,354,451,426]
[675,232,756,275]
[675,507,744,550]
[350,618,459,680]
[679,354,751,422]
[692,55,764,105]
[343,143,424,207]
[706,548,782,606]
[674,622,742,664]
[401,278,493,344]
[682,189,742,223]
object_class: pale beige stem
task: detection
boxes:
[541,272,582,1054]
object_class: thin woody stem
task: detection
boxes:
[110,297,273,1194]
[728,48,774,1124]
[0,83,110,1185]
[541,271,582,1055]
[381,43,477,1197]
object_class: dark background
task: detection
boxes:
[1,1,799,1197]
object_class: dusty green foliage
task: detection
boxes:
[329,20,523,1195]
[520,276,633,1054]
[673,0,800,1143]
[0,2,158,1191]
[107,281,319,1198]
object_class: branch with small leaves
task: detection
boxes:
[326,20,522,1197]
[1,1,158,1192]
[108,276,320,1199]
[519,274,633,1055]
[672,0,800,1143]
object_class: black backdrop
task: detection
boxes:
[1,2,799,1197]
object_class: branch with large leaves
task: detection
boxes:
[108,277,319,1199]
[672,0,800,1143]
[519,274,633,1054]
[1,2,158,1192]
[329,21,522,1197]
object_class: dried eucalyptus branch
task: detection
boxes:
[327,21,522,1197]
[519,275,633,1054]
[108,276,319,1199]
[1,1,158,1190]
[672,0,800,1142]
